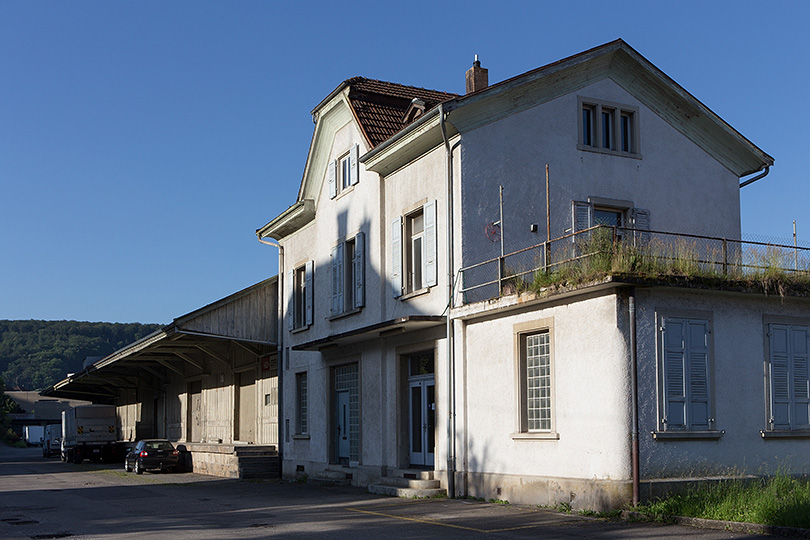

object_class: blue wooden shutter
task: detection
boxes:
[287,269,294,331]
[770,324,791,428]
[304,260,313,326]
[687,319,710,429]
[423,200,437,287]
[328,160,337,199]
[350,144,359,186]
[391,217,402,297]
[792,326,810,427]
[663,318,687,429]
[354,232,365,308]
[331,244,343,315]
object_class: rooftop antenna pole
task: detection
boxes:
[794,220,798,271]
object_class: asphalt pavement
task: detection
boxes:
[0,444,773,539]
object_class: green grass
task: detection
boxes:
[637,473,810,529]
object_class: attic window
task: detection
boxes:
[403,98,426,124]
[578,97,640,158]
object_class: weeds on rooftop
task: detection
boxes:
[528,228,810,296]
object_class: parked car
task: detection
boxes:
[124,439,179,474]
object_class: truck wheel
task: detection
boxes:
[135,461,143,475]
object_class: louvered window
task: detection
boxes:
[767,324,810,430]
[330,232,365,316]
[659,316,713,431]
[391,201,437,297]
[288,261,313,330]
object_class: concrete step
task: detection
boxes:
[390,468,434,480]
[309,468,352,486]
[233,446,277,456]
[368,484,445,498]
[377,476,441,489]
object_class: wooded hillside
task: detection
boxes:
[0,320,163,391]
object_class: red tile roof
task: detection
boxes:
[344,77,458,147]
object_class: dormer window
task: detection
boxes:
[578,97,639,157]
[403,98,426,124]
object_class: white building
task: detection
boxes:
[258,40,809,510]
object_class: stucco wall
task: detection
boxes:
[635,288,810,478]
[459,78,741,272]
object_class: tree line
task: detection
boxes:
[0,320,162,391]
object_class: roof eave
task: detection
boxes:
[256,199,316,241]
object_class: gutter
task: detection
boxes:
[739,165,770,188]
[257,234,285,479]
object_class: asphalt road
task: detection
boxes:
[0,444,771,539]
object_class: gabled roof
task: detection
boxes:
[364,39,773,178]
[313,77,458,148]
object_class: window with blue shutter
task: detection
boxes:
[768,324,810,430]
[329,232,365,317]
[660,316,712,431]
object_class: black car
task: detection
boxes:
[124,439,180,474]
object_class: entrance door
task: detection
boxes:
[408,352,435,467]
[336,390,350,464]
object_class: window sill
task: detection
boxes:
[291,325,310,334]
[292,434,310,440]
[760,429,810,439]
[328,307,362,321]
[400,287,430,301]
[652,430,724,441]
[577,144,642,160]
[511,431,559,441]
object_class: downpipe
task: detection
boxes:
[258,235,284,479]
[440,105,456,498]
[629,288,640,506]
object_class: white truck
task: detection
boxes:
[61,404,118,464]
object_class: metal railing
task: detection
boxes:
[458,226,810,304]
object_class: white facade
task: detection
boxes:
[259,40,793,509]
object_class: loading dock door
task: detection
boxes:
[188,381,202,443]
[237,370,257,443]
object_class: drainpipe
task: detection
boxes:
[439,104,456,498]
[258,235,284,479]
[739,165,770,188]
[629,288,640,506]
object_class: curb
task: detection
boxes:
[622,510,810,539]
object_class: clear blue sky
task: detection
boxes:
[2,1,808,324]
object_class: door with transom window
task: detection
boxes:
[407,353,435,467]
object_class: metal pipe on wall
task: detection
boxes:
[257,235,284,479]
[629,288,640,505]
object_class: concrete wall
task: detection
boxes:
[459,78,741,270]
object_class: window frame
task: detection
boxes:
[295,371,308,436]
[763,316,810,436]
[654,310,722,439]
[577,97,640,158]
[512,318,558,440]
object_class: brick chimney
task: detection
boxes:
[465,54,488,94]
